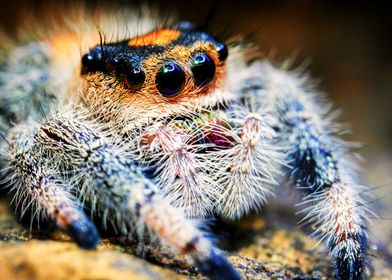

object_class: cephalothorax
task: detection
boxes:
[0,6,372,280]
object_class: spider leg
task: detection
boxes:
[140,122,219,218]
[3,123,99,249]
[32,108,240,280]
[245,61,372,280]
[209,108,283,220]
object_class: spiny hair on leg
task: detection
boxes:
[33,106,141,229]
[209,100,284,220]
[298,179,373,279]
[140,193,241,280]
[3,122,99,248]
[138,115,221,218]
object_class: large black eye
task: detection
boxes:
[126,66,145,88]
[155,63,185,97]
[191,53,216,87]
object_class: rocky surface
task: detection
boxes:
[0,195,391,280]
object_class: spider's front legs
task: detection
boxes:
[34,110,240,280]
[254,62,371,279]
[4,124,99,248]
[210,110,283,220]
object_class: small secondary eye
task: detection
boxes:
[81,51,104,74]
[114,57,145,89]
[126,66,145,88]
[156,63,185,98]
[216,43,228,62]
[191,53,216,87]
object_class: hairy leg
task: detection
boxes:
[0,42,90,243]
[139,120,219,218]
[209,105,283,220]
[137,107,283,221]
[0,42,57,189]
[245,61,372,280]
[33,107,240,280]
[3,122,99,248]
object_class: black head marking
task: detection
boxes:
[81,26,228,95]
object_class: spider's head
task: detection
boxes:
[80,24,228,124]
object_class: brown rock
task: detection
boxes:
[0,197,391,280]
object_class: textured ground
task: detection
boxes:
[1,190,391,280]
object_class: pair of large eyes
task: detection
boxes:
[126,52,217,98]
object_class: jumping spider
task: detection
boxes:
[0,6,372,280]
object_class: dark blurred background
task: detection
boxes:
[1,0,391,262]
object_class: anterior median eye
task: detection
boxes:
[126,66,145,88]
[155,63,185,98]
[191,53,216,87]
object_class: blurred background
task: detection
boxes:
[1,0,391,272]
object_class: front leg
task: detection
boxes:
[249,61,372,279]
[34,107,241,280]
[3,123,99,248]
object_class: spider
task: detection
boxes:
[0,5,373,280]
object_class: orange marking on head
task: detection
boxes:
[128,29,181,46]
[81,35,227,125]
